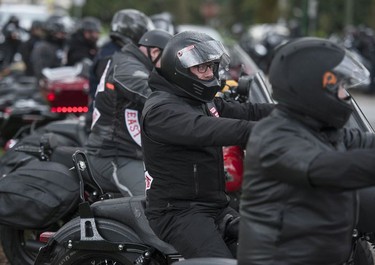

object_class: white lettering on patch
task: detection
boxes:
[145,171,153,190]
[125,109,141,146]
[209,106,219,117]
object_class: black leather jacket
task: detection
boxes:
[31,38,65,79]
[238,107,375,265]
[141,70,273,217]
[86,43,153,159]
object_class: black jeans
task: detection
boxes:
[148,203,239,259]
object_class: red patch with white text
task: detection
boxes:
[209,106,219,117]
[125,109,141,146]
[145,171,153,190]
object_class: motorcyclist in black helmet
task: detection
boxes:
[150,11,176,35]
[109,9,153,47]
[30,16,67,79]
[87,9,153,130]
[238,37,375,265]
[86,29,172,197]
[20,20,44,76]
[66,16,101,66]
[0,15,24,72]
[141,31,273,259]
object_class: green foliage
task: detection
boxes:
[78,0,375,37]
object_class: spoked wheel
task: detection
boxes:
[0,226,46,265]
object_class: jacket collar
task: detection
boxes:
[148,69,203,106]
[121,42,153,71]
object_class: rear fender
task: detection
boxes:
[34,216,144,264]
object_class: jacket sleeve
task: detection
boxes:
[308,129,375,190]
[214,97,274,121]
[143,101,255,147]
[31,43,55,79]
[111,58,151,106]
[253,126,321,188]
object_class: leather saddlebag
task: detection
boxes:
[0,159,80,229]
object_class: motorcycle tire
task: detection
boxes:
[50,218,157,265]
[0,225,45,265]
[353,238,374,265]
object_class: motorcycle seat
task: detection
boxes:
[91,195,178,255]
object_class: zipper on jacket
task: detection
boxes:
[193,164,199,195]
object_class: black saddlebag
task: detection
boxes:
[0,159,80,229]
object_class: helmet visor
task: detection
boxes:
[329,50,370,90]
[177,40,230,69]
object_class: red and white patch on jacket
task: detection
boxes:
[145,171,153,190]
[125,109,141,146]
[209,106,219,117]
[91,107,101,129]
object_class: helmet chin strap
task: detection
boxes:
[147,47,162,65]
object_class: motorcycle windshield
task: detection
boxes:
[330,50,370,90]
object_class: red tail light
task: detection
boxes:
[47,93,56,102]
[50,106,88,113]
[39,231,56,243]
[4,139,18,151]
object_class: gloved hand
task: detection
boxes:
[218,213,240,241]
[216,80,239,99]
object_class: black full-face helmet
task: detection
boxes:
[159,31,230,102]
[269,37,369,128]
[110,9,153,46]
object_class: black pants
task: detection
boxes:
[87,154,145,197]
[148,203,239,259]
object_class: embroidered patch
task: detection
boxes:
[95,60,111,96]
[125,109,141,146]
[145,171,153,190]
[91,107,101,129]
[105,82,115,90]
[209,106,219,117]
